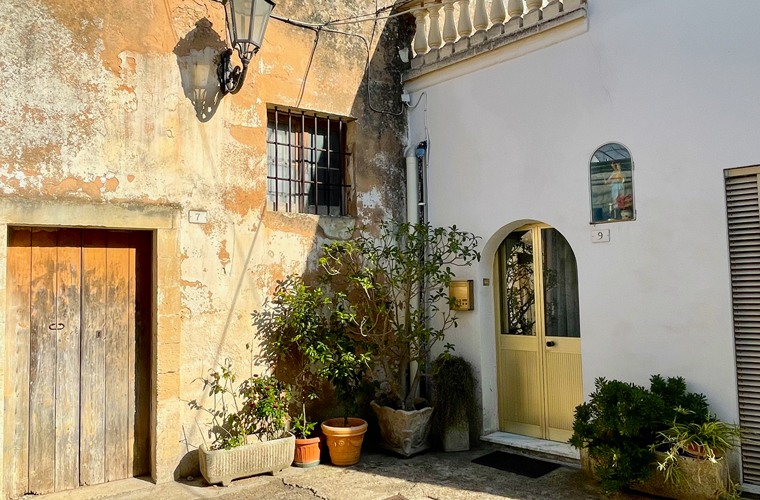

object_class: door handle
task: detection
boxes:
[546,341,555,347]
[48,323,64,331]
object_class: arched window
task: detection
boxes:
[589,143,635,223]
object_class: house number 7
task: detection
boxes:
[189,210,208,224]
[591,229,610,243]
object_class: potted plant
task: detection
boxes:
[430,353,477,452]
[188,359,295,486]
[572,375,740,500]
[253,276,372,466]
[320,221,480,457]
[649,417,742,499]
[292,404,320,467]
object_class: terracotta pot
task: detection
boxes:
[294,436,321,468]
[371,400,433,457]
[321,418,368,466]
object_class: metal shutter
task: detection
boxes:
[727,168,760,485]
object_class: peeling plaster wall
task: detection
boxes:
[0,0,411,481]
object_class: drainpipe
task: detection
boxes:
[406,150,420,400]
[406,142,428,403]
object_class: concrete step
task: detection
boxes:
[480,432,581,468]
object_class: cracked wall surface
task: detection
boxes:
[0,0,412,487]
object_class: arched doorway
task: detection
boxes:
[494,222,582,442]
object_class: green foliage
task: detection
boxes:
[570,375,712,494]
[431,353,477,440]
[655,417,742,485]
[291,403,317,439]
[319,221,480,410]
[253,276,373,423]
[188,358,290,450]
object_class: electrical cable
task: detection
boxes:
[296,28,321,108]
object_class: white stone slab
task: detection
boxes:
[480,432,580,460]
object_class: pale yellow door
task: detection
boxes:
[495,224,583,442]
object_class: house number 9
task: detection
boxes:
[591,229,610,243]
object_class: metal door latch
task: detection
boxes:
[48,323,64,331]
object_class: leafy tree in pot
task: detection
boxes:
[253,276,372,427]
[319,221,481,411]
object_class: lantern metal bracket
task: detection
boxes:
[218,48,250,95]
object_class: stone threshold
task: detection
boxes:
[481,431,580,466]
[404,5,587,84]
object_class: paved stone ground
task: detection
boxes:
[209,447,649,500]
[26,447,651,500]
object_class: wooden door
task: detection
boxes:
[495,224,583,442]
[4,228,151,497]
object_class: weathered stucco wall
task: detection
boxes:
[0,0,411,485]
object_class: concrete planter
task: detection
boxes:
[442,419,469,452]
[580,448,729,500]
[199,433,295,486]
[371,400,434,457]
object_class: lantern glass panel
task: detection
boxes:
[251,0,274,48]
[233,0,253,44]
[224,0,235,40]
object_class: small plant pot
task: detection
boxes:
[321,418,368,466]
[294,436,321,468]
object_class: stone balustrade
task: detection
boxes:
[405,0,587,67]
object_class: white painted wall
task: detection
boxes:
[407,0,760,434]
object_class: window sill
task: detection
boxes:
[264,210,357,240]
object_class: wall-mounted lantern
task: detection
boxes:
[216,0,275,95]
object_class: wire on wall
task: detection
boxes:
[270,0,411,116]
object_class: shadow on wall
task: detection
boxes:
[174,19,226,122]
[173,6,414,480]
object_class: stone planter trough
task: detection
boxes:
[580,448,729,500]
[199,433,295,486]
[371,400,433,457]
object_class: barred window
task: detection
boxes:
[266,107,351,216]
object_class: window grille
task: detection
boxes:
[266,107,351,216]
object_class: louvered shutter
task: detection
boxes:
[727,168,760,485]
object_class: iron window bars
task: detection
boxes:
[266,107,351,216]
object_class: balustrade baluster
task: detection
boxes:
[524,0,543,25]
[457,0,473,38]
[507,0,524,18]
[442,0,458,44]
[427,3,443,49]
[413,8,429,55]
[526,0,542,12]
[490,0,507,25]
[473,0,489,32]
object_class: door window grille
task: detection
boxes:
[266,107,351,216]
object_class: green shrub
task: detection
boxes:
[570,375,711,493]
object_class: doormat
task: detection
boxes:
[472,451,561,478]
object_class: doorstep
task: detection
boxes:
[480,432,580,467]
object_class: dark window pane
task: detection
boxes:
[542,228,580,338]
[498,230,536,336]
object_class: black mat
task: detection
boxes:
[472,451,561,478]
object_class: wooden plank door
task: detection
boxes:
[4,228,150,497]
[4,228,31,498]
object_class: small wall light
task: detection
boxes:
[215,0,276,95]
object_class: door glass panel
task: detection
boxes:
[542,228,581,338]
[498,230,536,335]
